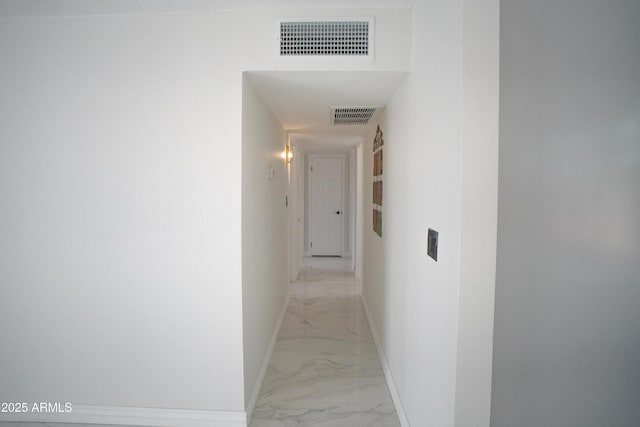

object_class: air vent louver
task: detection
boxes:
[278,18,374,58]
[332,107,378,125]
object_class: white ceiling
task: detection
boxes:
[246,71,407,141]
[0,0,413,17]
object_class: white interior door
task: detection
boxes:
[309,156,344,256]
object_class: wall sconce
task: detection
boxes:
[281,145,293,164]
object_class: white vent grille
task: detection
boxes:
[277,18,374,59]
[332,107,378,125]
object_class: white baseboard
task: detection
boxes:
[0,405,246,427]
[361,295,411,427]
[245,292,290,423]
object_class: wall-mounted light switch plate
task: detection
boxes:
[427,228,438,261]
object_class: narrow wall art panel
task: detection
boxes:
[373,181,383,205]
[372,125,384,237]
[373,150,383,176]
[373,209,382,237]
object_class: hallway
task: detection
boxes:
[250,258,400,427]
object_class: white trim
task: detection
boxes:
[245,293,290,423]
[354,143,364,280]
[288,138,301,282]
[0,405,246,427]
[361,295,411,427]
[308,154,347,256]
[349,145,358,275]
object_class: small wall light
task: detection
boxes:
[281,144,293,164]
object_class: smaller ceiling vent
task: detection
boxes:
[277,17,374,60]
[331,107,378,125]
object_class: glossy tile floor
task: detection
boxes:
[250,257,400,427]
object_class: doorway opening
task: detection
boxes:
[288,135,362,281]
[243,70,407,282]
[308,154,345,257]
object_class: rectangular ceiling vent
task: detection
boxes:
[331,107,378,125]
[277,17,374,59]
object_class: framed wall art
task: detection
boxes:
[372,125,383,237]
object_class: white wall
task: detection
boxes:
[454,1,500,426]
[363,0,464,423]
[0,5,410,424]
[0,13,246,413]
[241,77,288,416]
[362,1,499,426]
[492,1,640,426]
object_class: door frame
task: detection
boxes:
[287,139,362,280]
[307,153,347,257]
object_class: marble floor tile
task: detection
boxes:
[250,260,400,427]
[299,256,354,276]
